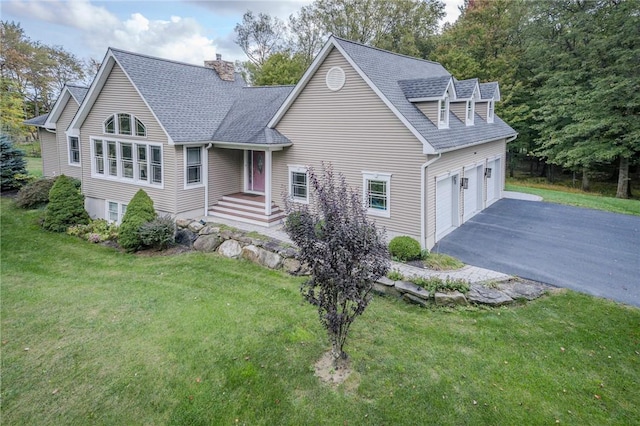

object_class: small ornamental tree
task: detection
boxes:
[43,174,90,232]
[118,189,157,252]
[0,133,28,191]
[284,164,390,368]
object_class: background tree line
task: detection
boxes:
[234,0,639,199]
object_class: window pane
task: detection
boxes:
[187,166,200,184]
[69,137,80,164]
[137,145,147,181]
[118,113,131,135]
[135,118,146,137]
[368,180,387,210]
[108,141,117,176]
[94,140,104,174]
[108,202,118,222]
[291,171,307,199]
[104,116,115,134]
[121,143,133,178]
[186,147,201,165]
[151,146,162,184]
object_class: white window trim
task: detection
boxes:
[103,113,147,138]
[90,136,164,189]
[184,145,204,189]
[106,200,127,224]
[362,171,392,218]
[67,136,81,167]
[487,100,495,123]
[466,100,475,126]
[438,95,449,129]
[288,165,309,204]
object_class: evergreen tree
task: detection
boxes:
[118,189,157,252]
[0,133,27,191]
[43,174,89,232]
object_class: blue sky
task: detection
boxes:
[2,0,463,65]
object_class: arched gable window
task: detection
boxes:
[104,113,146,137]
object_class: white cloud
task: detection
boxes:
[443,0,464,25]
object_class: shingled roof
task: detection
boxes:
[479,82,500,101]
[453,78,479,100]
[67,85,89,104]
[398,76,453,100]
[24,113,49,127]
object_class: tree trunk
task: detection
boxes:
[582,168,590,192]
[616,156,630,199]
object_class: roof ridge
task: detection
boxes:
[66,83,89,89]
[108,47,214,70]
[244,85,296,89]
[331,35,444,66]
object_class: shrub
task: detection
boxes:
[411,276,471,294]
[43,175,89,232]
[118,189,156,252]
[0,133,28,191]
[387,269,404,281]
[388,236,422,261]
[67,219,118,243]
[139,215,175,250]
[16,177,57,209]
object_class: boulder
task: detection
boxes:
[175,218,192,229]
[434,291,468,307]
[175,229,197,247]
[496,280,548,301]
[279,247,299,259]
[468,285,513,306]
[282,258,302,275]
[241,245,282,270]
[188,221,204,233]
[403,293,429,307]
[193,234,223,252]
[219,229,235,240]
[218,239,242,258]
[199,225,220,236]
[395,280,431,300]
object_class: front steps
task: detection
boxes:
[209,193,286,227]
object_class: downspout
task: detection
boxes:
[204,143,213,216]
[420,153,442,250]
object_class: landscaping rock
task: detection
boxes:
[237,236,254,245]
[219,229,234,240]
[468,285,513,306]
[279,247,298,259]
[497,280,548,300]
[175,218,191,229]
[282,258,302,275]
[193,234,223,252]
[199,225,219,235]
[395,280,431,300]
[434,291,468,307]
[373,280,402,298]
[175,229,197,247]
[241,245,282,270]
[218,239,242,259]
[403,293,429,307]
[188,221,204,233]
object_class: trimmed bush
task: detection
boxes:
[1,134,28,191]
[16,177,57,209]
[43,174,90,232]
[118,189,156,252]
[388,236,422,261]
[139,215,175,250]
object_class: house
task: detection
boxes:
[26,36,516,249]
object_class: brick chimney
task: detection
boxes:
[204,54,235,82]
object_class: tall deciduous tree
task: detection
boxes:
[251,51,307,86]
[234,11,287,67]
[284,164,390,368]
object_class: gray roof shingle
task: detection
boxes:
[398,76,452,99]
[67,85,89,104]
[333,37,516,151]
[24,113,49,127]
[453,78,478,99]
[479,82,499,100]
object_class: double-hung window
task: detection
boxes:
[466,100,475,125]
[362,172,391,218]
[185,146,202,186]
[92,138,162,186]
[487,100,495,123]
[288,165,309,203]
[68,136,80,165]
[438,94,449,128]
[107,201,127,224]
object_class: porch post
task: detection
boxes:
[265,150,272,216]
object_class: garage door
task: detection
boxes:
[463,164,483,222]
[486,158,501,206]
[436,174,459,241]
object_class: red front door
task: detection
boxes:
[249,150,265,192]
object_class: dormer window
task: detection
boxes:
[487,100,495,123]
[104,113,146,137]
[466,100,475,125]
[438,94,449,128]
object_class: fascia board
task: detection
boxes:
[408,97,442,102]
[437,132,518,154]
[43,89,72,129]
[212,141,291,151]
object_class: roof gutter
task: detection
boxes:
[421,152,442,250]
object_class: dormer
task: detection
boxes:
[478,82,501,124]
[451,79,480,126]
[399,76,456,129]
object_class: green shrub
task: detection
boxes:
[16,177,57,209]
[118,189,156,252]
[411,276,471,294]
[1,134,28,191]
[43,175,89,232]
[139,215,175,250]
[387,269,404,281]
[67,219,118,243]
[388,236,422,261]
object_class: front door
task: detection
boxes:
[247,150,265,193]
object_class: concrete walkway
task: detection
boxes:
[198,215,512,285]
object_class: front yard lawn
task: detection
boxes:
[2,198,639,425]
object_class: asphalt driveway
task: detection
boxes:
[433,198,640,307]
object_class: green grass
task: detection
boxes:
[506,181,640,216]
[425,252,464,270]
[25,157,43,178]
[2,198,639,425]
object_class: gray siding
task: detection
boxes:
[209,148,242,204]
[274,47,427,240]
[425,139,505,248]
[476,101,488,120]
[450,101,467,123]
[56,97,82,179]
[415,102,438,126]
[39,129,59,177]
[79,64,175,219]
[174,145,206,215]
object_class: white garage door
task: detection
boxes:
[486,158,501,206]
[463,164,483,222]
[436,174,459,241]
